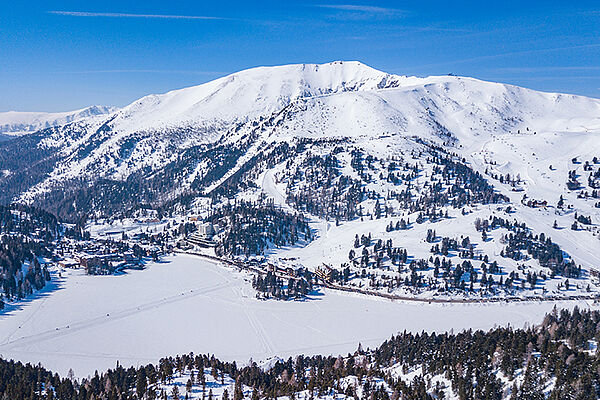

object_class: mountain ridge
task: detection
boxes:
[0,60,599,306]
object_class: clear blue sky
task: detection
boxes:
[1,1,599,111]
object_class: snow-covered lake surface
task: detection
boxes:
[0,254,594,377]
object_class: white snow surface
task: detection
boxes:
[0,254,593,377]
[112,61,402,134]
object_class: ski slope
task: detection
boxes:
[0,254,593,377]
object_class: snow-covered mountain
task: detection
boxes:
[0,105,117,136]
[0,61,599,219]
[8,62,598,186]
[112,61,403,134]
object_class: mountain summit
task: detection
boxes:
[105,61,405,137]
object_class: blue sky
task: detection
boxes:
[1,1,599,111]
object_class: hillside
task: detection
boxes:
[0,204,57,310]
[0,62,597,214]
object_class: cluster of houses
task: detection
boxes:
[58,253,142,272]
[266,262,305,278]
[55,240,145,274]
[523,199,548,208]
[520,194,548,209]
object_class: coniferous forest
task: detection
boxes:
[0,204,56,309]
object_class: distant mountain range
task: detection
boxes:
[0,105,117,136]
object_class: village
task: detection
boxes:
[53,216,168,275]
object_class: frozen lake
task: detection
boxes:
[0,254,593,377]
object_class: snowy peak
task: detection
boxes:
[221,60,402,96]
[71,105,118,119]
[107,60,600,143]
[109,61,405,135]
[0,105,118,136]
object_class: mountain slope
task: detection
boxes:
[0,61,598,221]
[109,61,404,136]
[269,75,600,142]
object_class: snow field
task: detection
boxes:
[0,254,594,377]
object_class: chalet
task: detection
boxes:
[58,259,79,269]
[315,264,333,282]
[78,256,103,269]
[525,199,548,208]
[277,265,296,277]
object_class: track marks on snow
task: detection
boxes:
[0,281,231,351]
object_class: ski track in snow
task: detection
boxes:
[236,285,276,355]
[0,281,232,352]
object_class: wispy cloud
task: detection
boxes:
[48,11,227,20]
[501,76,600,81]
[579,10,600,15]
[52,69,226,75]
[315,4,404,19]
[494,66,600,73]
[317,4,401,13]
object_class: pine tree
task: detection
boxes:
[171,386,180,400]
[518,361,544,400]
[136,370,147,399]
[234,380,243,400]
